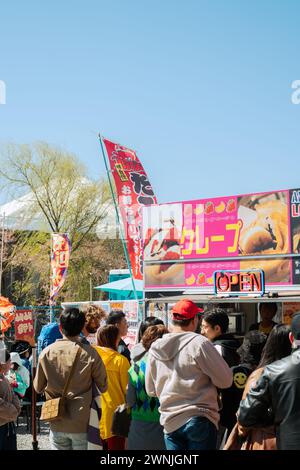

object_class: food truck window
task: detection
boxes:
[257,303,282,324]
[202,303,245,336]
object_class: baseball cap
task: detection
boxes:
[172,300,203,320]
[11,341,30,356]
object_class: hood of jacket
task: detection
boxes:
[130,342,147,362]
[213,334,240,351]
[149,332,199,361]
[96,346,119,367]
[10,352,23,367]
[213,334,240,367]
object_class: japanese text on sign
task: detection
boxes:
[181,221,242,256]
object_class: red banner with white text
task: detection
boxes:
[102,138,157,280]
[14,309,35,346]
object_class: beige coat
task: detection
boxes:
[34,338,107,433]
[0,373,21,426]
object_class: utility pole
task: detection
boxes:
[89,273,93,301]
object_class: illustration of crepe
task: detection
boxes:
[144,220,184,285]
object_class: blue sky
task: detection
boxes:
[0,0,299,205]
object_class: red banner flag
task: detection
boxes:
[50,233,71,300]
[102,138,157,280]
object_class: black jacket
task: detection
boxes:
[238,349,300,450]
[220,363,253,432]
[118,338,131,363]
[213,334,240,367]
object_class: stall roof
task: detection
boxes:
[94,278,143,299]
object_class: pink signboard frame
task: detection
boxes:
[143,188,300,291]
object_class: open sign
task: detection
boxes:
[214,270,265,296]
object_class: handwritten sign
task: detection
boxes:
[14,309,35,345]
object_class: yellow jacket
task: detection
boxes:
[94,346,130,440]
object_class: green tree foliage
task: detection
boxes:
[0,142,111,251]
[0,142,126,305]
[3,230,50,305]
[3,231,125,305]
[62,236,126,303]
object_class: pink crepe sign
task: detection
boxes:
[143,189,297,290]
[183,197,241,287]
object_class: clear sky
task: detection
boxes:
[0,0,299,205]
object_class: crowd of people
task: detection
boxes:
[1,300,300,451]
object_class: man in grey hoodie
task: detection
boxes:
[145,299,233,450]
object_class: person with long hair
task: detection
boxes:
[218,330,267,441]
[237,314,300,450]
[224,323,291,450]
[127,324,169,450]
[94,325,130,451]
[105,310,131,362]
[257,323,291,368]
[131,317,165,363]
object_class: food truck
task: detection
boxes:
[142,187,300,333]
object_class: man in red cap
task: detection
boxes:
[145,299,233,450]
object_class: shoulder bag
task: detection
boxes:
[40,345,81,422]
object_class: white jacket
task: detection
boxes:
[10,352,30,388]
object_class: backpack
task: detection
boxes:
[37,322,62,355]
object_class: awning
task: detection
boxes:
[94,278,143,299]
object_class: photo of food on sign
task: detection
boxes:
[143,203,184,286]
[238,191,290,283]
[292,222,300,254]
[282,302,300,325]
[293,231,300,253]
[290,188,300,254]
[123,327,138,351]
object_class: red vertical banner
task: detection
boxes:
[102,138,157,280]
[50,233,72,301]
[14,309,35,345]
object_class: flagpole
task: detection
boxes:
[98,135,140,307]
[31,345,39,450]
[0,213,5,296]
[49,233,54,323]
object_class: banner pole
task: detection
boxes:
[49,233,54,323]
[0,213,5,296]
[31,345,39,450]
[98,135,140,306]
